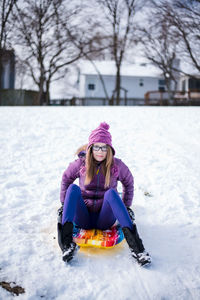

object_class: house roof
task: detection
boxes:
[79,60,163,78]
[180,74,200,79]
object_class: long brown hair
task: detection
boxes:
[84,145,113,188]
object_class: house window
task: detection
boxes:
[158,79,166,91]
[139,79,144,87]
[88,83,95,90]
[159,79,165,86]
[189,78,200,91]
[159,86,165,92]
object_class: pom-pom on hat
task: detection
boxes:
[87,122,115,155]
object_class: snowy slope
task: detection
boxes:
[0,106,200,300]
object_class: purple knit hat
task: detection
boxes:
[87,122,115,155]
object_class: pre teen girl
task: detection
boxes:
[58,122,151,266]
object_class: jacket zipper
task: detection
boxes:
[94,166,100,209]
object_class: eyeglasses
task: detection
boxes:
[92,145,108,152]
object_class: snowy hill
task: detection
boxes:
[0,106,200,299]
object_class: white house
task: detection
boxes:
[178,74,200,92]
[173,73,200,105]
[77,60,165,104]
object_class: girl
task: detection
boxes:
[58,122,151,266]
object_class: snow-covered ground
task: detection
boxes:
[0,106,200,300]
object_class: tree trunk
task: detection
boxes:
[115,66,121,105]
[37,78,44,106]
[165,77,174,105]
[0,55,2,105]
[37,68,46,105]
[45,81,50,105]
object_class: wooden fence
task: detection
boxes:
[49,97,145,106]
[145,91,200,105]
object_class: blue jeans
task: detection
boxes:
[62,184,133,230]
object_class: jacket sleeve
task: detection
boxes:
[60,158,82,203]
[118,159,134,207]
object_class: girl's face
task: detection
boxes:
[92,143,107,162]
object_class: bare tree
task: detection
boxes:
[13,0,84,105]
[167,0,200,73]
[0,0,17,49]
[148,0,200,74]
[0,0,16,96]
[95,0,138,105]
[63,13,112,101]
[137,1,181,103]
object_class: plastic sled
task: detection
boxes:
[72,224,124,249]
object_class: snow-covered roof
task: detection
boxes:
[180,73,200,79]
[79,60,163,78]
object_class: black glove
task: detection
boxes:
[57,204,63,223]
[126,207,135,223]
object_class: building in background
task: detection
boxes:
[179,74,200,93]
[77,60,166,105]
[172,73,200,105]
[0,49,15,89]
[0,50,41,106]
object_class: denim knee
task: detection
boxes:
[104,188,118,199]
[66,184,81,197]
[105,188,118,196]
[68,183,81,193]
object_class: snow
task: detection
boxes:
[0,106,200,300]
[79,60,162,77]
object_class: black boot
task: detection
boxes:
[123,225,151,266]
[61,221,79,262]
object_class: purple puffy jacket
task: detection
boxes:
[60,155,134,212]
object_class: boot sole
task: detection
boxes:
[139,259,152,267]
[62,245,79,262]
